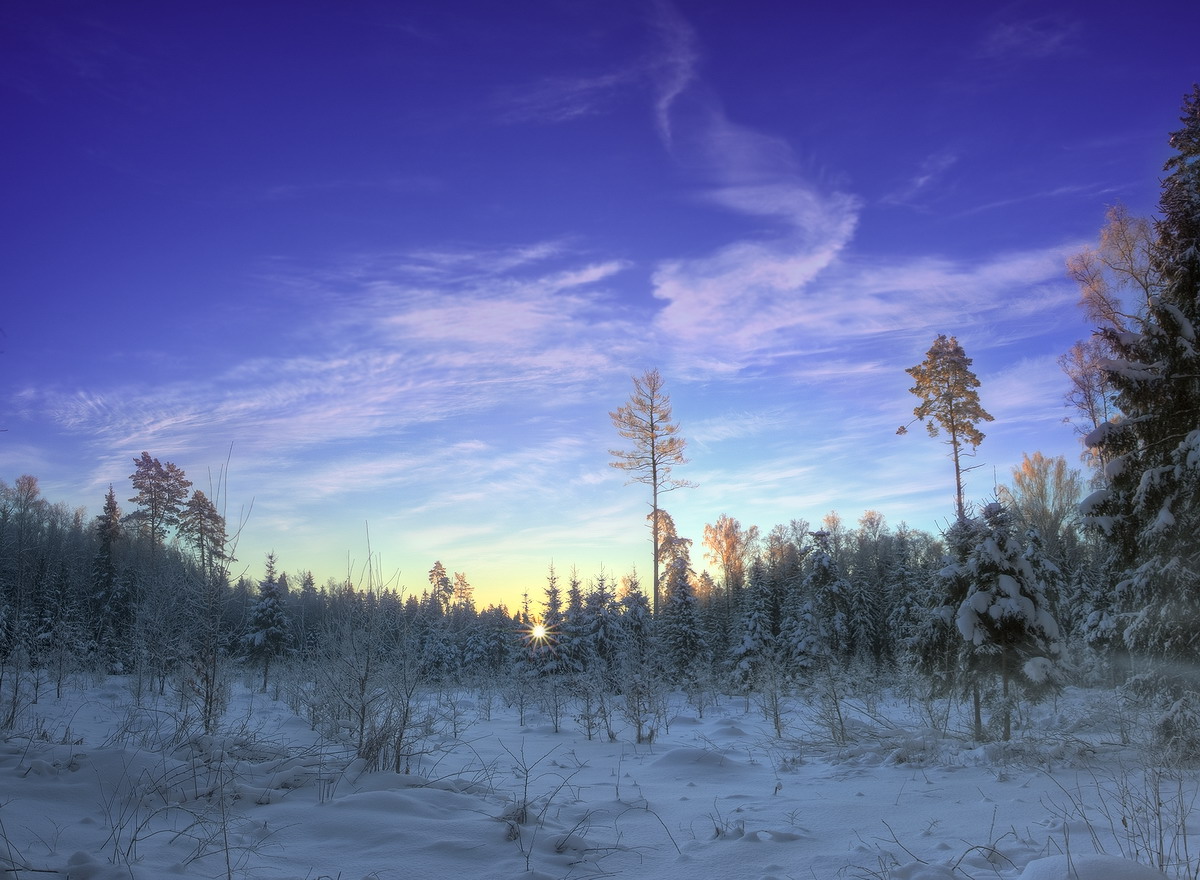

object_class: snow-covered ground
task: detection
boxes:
[0,676,1189,879]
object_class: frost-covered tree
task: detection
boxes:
[899,336,994,520]
[778,580,822,675]
[886,525,942,666]
[804,530,852,662]
[417,595,458,682]
[542,564,564,630]
[527,564,566,678]
[908,515,987,706]
[846,511,894,666]
[1082,86,1200,701]
[463,604,515,679]
[91,486,127,656]
[616,583,665,742]
[558,567,587,674]
[659,549,709,690]
[955,503,1062,740]
[244,552,292,692]
[730,557,776,691]
[578,571,621,686]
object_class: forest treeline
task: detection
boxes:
[0,452,1108,751]
[1,87,1198,760]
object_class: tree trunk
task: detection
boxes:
[972,681,983,741]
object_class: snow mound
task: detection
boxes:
[652,746,743,773]
[1017,854,1169,879]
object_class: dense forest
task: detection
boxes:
[2,86,1198,769]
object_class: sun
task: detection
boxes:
[520,619,557,650]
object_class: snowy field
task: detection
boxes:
[0,675,1191,880]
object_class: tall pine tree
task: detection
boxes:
[1084,86,1200,700]
[899,336,994,520]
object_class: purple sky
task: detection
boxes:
[3,1,1195,606]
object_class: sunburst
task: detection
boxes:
[520,619,557,651]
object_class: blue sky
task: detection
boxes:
[2,1,1195,607]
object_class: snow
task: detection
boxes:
[1022,657,1055,685]
[2,678,1198,880]
[1018,854,1169,879]
[1079,489,1111,517]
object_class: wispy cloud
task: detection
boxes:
[881,151,960,207]
[646,0,700,146]
[954,184,1120,218]
[21,243,642,502]
[494,69,642,124]
[640,15,862,375]
[977,18,1079,61]
[492,0,699,142]
[689,409,786,447]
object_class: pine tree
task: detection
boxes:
[427,561,453,614]
[909,516,986,702]
[777,581,821,675]
[178,489,229,580]
[659,552,709,689]
[886,525,941,667]
[804,530,852,662]
[954,503,1062,740]
[899,335,994,520]
[244,552,292,692]
[127,452,192,548]
[559,567,587,674]
[542,564,563,629]
[618,576,655,683]
[579,571,621,687]
[463,605,516,679]
[527,564,566,677]
[91,486,126,657]
[730,557,776,691]
[1084,86,1200,700]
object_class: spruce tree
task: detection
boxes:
[91,486,126,658]
[909,515,986,704]
[804,530,853,662]
[730,557,776,691]
[659,552,709,689]
[1084,86,1200,699]
[955,503,1062,740]
[244,553,292,692]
